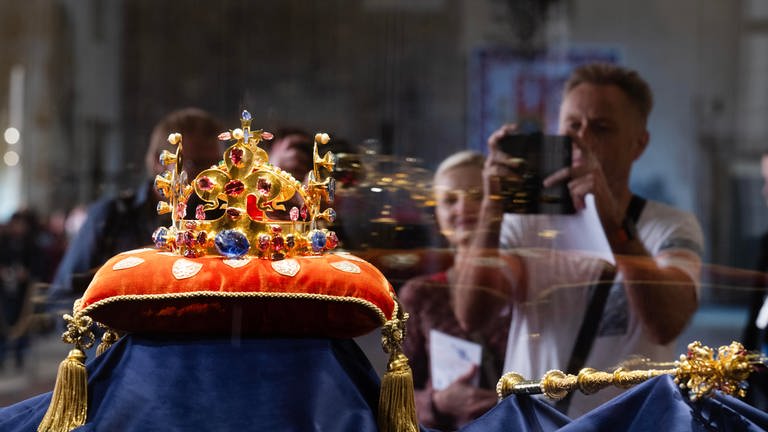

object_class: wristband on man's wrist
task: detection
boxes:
[609,217,637,245]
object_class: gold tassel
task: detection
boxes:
[378,352,418,432]
[96,328,119,356]
[38,310,94,432]
[378,299,418,432]
[37,348,88,432]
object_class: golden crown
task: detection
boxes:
[151,110,338,260]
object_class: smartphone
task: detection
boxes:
[496,132,575,214]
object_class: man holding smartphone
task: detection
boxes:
[453,63,703,416]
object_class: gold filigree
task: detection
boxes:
[675,341,752,400]
[61,312,95,350]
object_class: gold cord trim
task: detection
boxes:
[78,291,390,324]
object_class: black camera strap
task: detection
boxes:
[554,194,646,414]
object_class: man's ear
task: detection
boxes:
[632,129,650,161]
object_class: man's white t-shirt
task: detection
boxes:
[499,198,703,417]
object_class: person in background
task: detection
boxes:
[64,204,88,241]
[39,209,69,284]
[0,209,49,368]
[400,151,507,429]
[264,127,315,181]
[453,63,704,416]
[48,108,223,312]
[742,151,768,411]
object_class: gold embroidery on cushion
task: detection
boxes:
[330,261,361,274]
[223,257,252,268]
[272,259,300,277]
[172,259,203,280]
[112,257,145,271]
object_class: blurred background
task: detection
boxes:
[0,0,765,406]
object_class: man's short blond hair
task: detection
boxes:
[564,63,654,122]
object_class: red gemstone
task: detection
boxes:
[197,176,214,191]
[196,231,207,245]
[272,235,285,251]
[230,147,244,166]
[261,131,274,140]
[271,224,282,234]
[326,231,339,249]
[300,206,308,220]
[195,205,206,220]
[177,231,194,247]
[257,178,271,195]
[258,234,271,250]
[224,179,245,196]
[226,208,241,218]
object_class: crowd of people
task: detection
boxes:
[0,207,74,369]
[2,62,767,430]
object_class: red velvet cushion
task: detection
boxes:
[78,248,396,338]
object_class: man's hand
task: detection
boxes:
[543,140,624,234]
[432,365,498,425]
[484,124,523,204]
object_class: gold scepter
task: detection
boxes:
[496,341,766,402]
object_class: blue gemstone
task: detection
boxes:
[310,230,326,252]
[327,208,336,223]
[215,229,250,258]
[152,227,168,248]
[241,110,252,121]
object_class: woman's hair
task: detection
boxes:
[434,150,485,182]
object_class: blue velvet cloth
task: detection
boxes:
[3,338,767,432]
[0,335,383,432]
[459,392,571,432]
[558,375,768,432]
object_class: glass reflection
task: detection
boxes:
[0,0,766,426]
